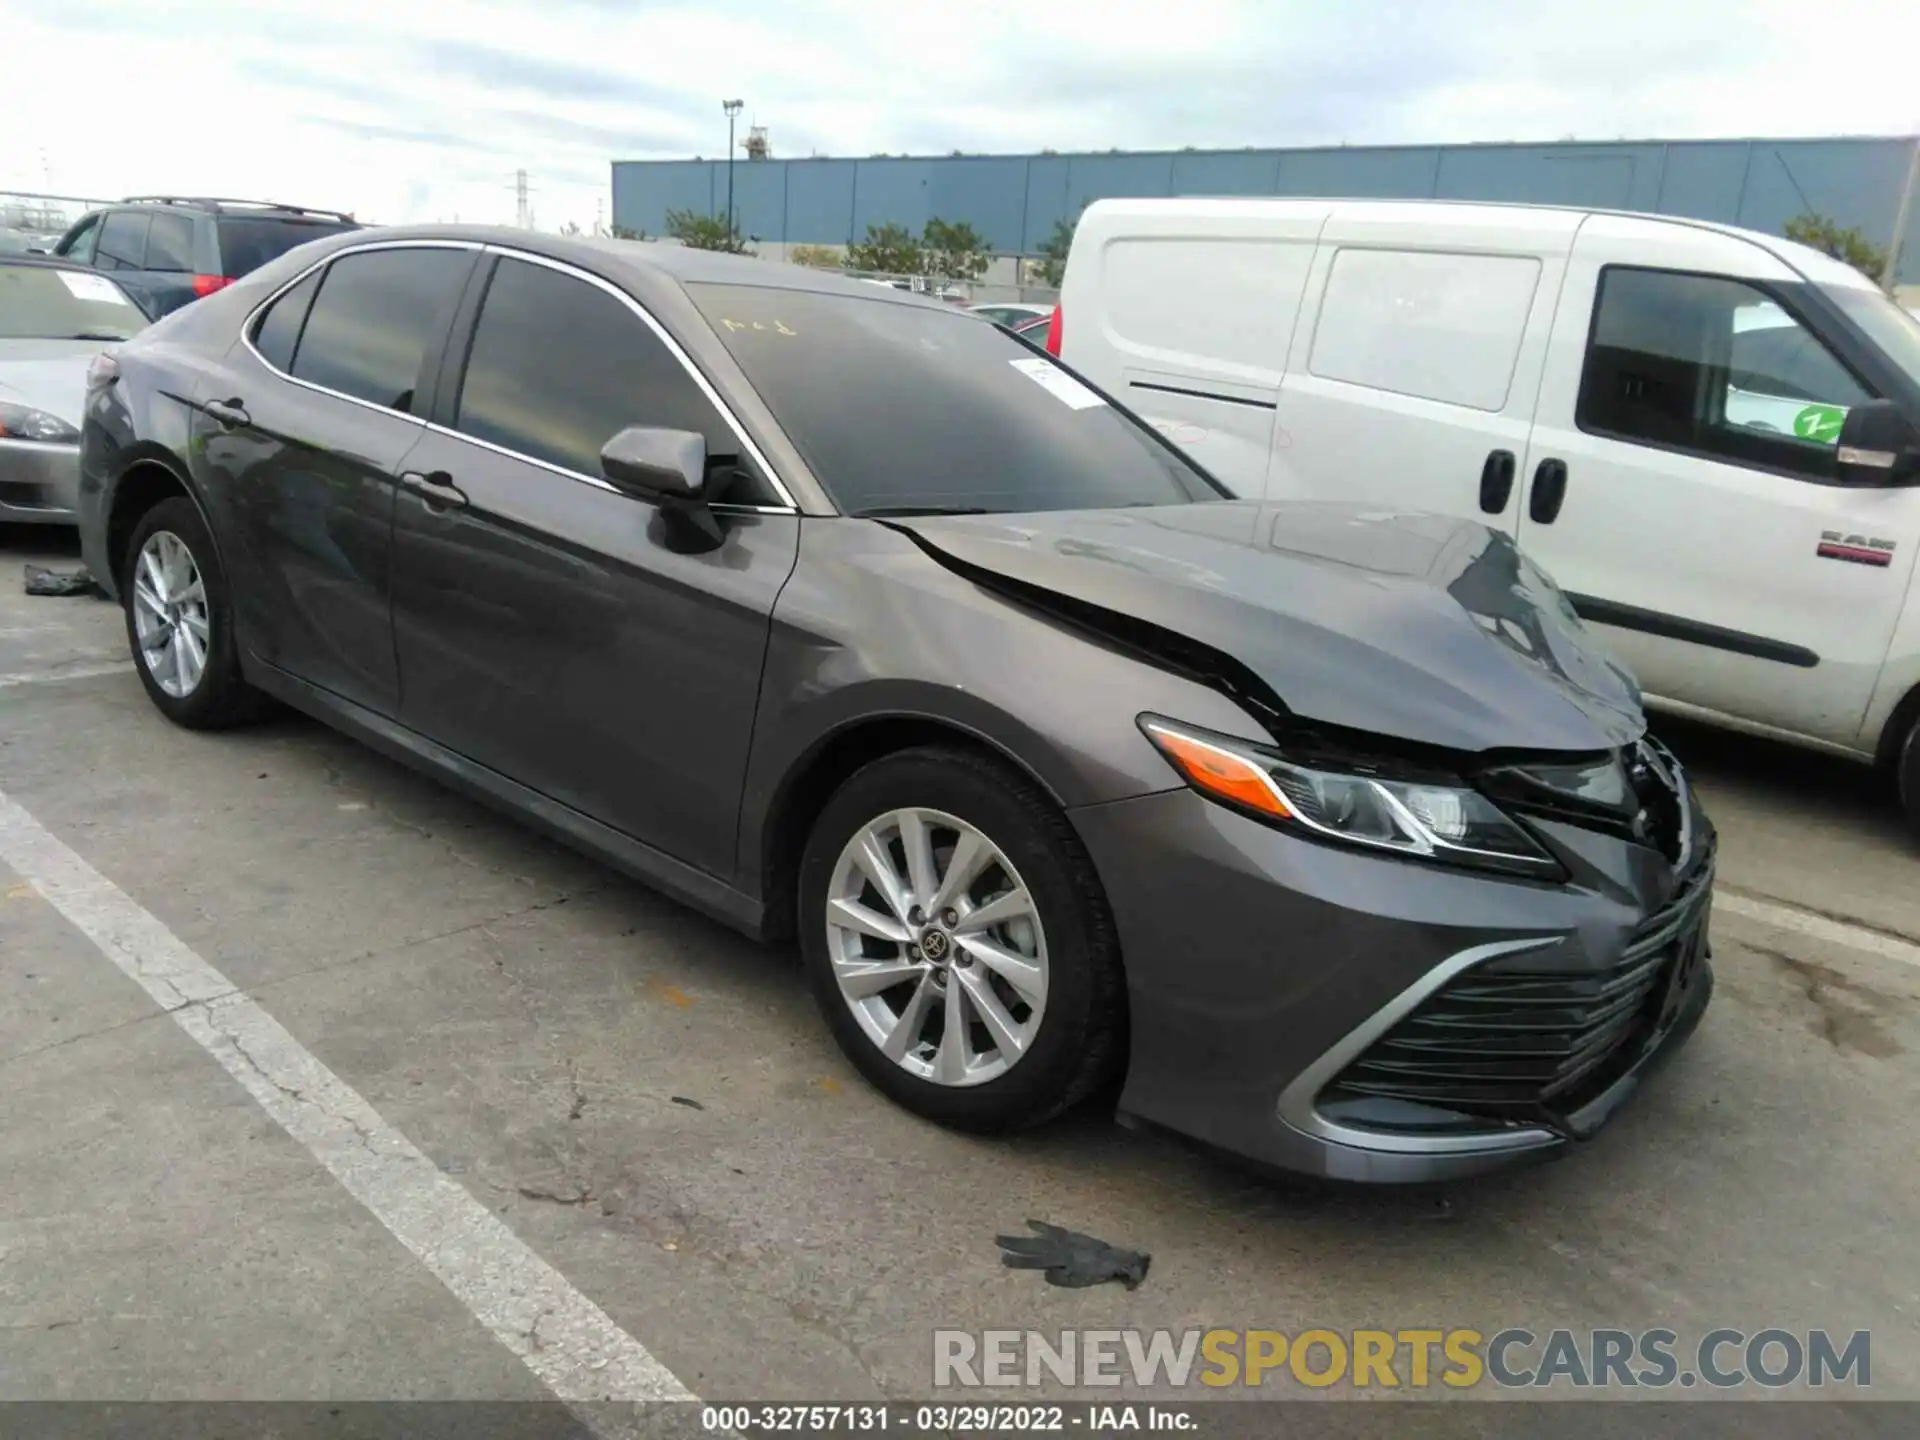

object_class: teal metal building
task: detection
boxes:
[612,134,1920,281]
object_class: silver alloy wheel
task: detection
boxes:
[825,807,1049,1087]
[131,530,211,699]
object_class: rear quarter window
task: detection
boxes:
[1308,248,1541,411]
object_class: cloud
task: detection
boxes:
[1,0,1911,232]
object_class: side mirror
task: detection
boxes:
[1835,400,1920,486]
[600,425,707,501]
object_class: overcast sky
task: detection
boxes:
[4,0,1915,232]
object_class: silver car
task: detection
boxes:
[1,255,147,523]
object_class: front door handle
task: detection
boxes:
[204,397,249,428]
[400,469,466,510]
[1479,448,1516,514]
[1528,458,1569,525]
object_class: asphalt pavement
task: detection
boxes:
[3,522,1918,1429]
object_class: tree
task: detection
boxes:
[788,243,843,269]
[1034,210,1080,288]
[1784,213,1888,281]
[610,224,648,241]
[921,217,991,281]
[558,220,581,237]
[846,221,922,276]
[664,207,753,255]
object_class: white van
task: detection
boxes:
[1054,198,1920,829]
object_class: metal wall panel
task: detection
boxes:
[612,136,1919,279]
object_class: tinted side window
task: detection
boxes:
[291,248,470,411]
[1578,268,1875,479]
[95,212,150,272]
[251,269,323,373]
[145,213,196,273]
[454,257,744,486]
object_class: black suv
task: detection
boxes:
[51,197,358,320]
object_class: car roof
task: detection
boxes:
[295,224,955,310]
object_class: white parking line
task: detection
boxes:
[1716,889,1920,973]
[0,661,135,688]
[0,788,695,1423]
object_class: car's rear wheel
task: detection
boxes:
[798,746,1125,1132]
[122,496,263,729]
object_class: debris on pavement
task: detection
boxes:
[995,1219,1151,1290]
[670,1095,705,1110]
[23,564,105,598]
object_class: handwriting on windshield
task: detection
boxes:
[720,319,798,336]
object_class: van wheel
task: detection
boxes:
[1898,712,1920,842]
[797,746,1126,1132]
[122,497,265,729]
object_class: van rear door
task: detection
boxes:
[1060,201,1329,496]
[1269,204,1578,533]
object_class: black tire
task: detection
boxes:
[121,496,265,729]
[1897,712,1920,843]
[798,745,1126,1133]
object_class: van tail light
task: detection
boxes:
[1044,305,1064,357]
[191,274,234,297]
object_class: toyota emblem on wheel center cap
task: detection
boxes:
[920,928,950,962]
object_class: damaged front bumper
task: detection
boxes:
[1070,785,1715,1183]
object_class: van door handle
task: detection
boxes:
[1528,458,1569,525]
[204,397,249,428]
[1478,449,1516,514]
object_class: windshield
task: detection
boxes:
[686,284,1226,515]
[1822,284,1920,390]
[216,217,356,276]
[0,262,146,340]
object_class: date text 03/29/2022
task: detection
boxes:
[701,1405,1195,1433]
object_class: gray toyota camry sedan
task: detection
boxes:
[77,227,1714,1182]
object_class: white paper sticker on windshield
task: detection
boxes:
[1009,356,1106,410]
[57,271,127,305]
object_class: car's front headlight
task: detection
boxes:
[0,401,80,444]
[1140,716,1561,878]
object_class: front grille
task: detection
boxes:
[1327,848,1714,1124]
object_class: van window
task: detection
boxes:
[1308,248,1541,411]
[1579,268,1875,478]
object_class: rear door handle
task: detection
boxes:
[1528,458,1568,525]
[400,469,466,509]
[204,397,249,428]
[1478,448,1516,514]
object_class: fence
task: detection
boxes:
[0,190,112,250]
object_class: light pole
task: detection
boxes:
[722,98,744,245]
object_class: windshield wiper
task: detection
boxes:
[60,332,133,342]
[851,504,995,517]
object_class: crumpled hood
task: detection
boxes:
[0,341,102,427]
[890,500,1645,756]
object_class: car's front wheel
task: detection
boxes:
[122,496,263,729]
[798,746,1125,1132]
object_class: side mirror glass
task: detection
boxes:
[1835,399,1920,486]
[599,426,707,502]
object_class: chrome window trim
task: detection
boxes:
[238,237,802,514]
[1274,936,1564,1156]
[239,238,485,425]
[465,245,800,513]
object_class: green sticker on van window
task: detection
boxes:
[1793,404,1848,444]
